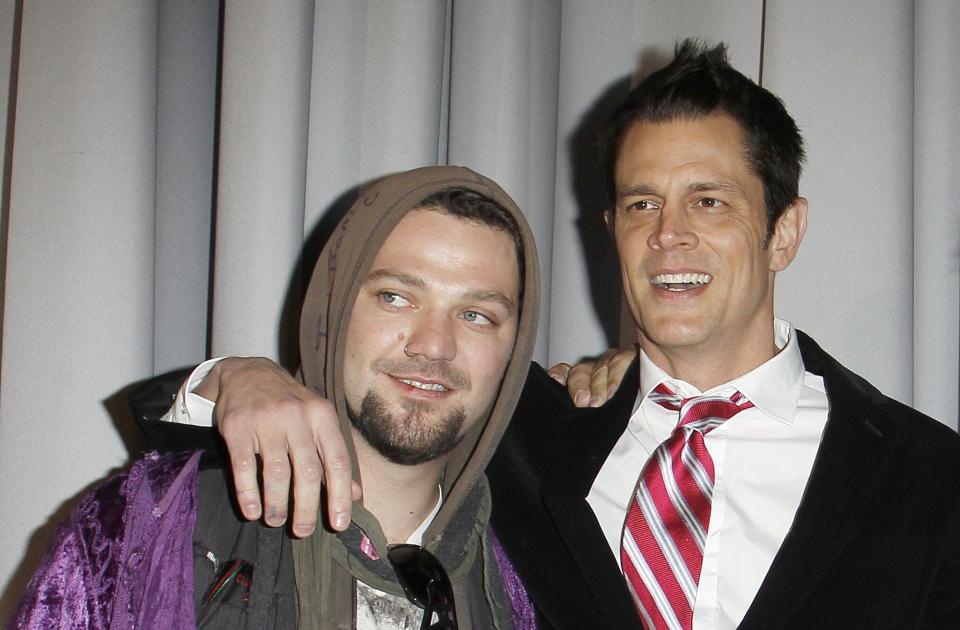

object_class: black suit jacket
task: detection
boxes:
[487,331,960,629]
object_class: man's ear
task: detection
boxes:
[768,197,808,272]
[603,207,614,232]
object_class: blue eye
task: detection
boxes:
[462,311,495,326]
[380,292,412,308]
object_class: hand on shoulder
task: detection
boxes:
[546,347,637,408]
[199,357,360,536]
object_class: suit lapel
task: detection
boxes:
[538,359,645,629]
[540,486,643,629]
[740,332,900,628]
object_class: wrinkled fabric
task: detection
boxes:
[8,451,201,630]
[490,529,536,630]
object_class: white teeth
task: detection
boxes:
[651,273,712,290]
[399,378,448,392]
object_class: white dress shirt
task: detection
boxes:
[161,357,221,426]
[587,319,829,629]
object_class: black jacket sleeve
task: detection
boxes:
[127,366,227,464]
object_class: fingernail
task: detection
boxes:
[293,523,315,538]
[266,507,286,526]
[245,504,261,519]
[575,391,589,407]
[333,512,349,530]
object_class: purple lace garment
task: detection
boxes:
[8,451,202,630]
[489,528,537,629]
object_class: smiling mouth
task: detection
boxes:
[651,272,712,292]
[397,378,449,392]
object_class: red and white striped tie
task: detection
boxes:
[621,384,754,629]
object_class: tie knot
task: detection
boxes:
[651,384,754,435]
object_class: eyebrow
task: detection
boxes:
[616,181,744,198]
[686,181,743,195]
[463,290,515,315]
[616,184,658,198]
[365,269,426,289]
[365,268,516,314]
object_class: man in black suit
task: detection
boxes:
[141,41,960,628]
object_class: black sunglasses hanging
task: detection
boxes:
[387,544,459,630]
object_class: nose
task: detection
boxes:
[647,203,698,251]
[403,311,457,361]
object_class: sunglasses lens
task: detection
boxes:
[388,544,458,629]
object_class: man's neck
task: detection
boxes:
[639,328,779,391]
[352,432,446,544]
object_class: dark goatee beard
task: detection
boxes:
[347,390,466,466]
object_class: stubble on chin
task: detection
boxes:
[347,390,466,466]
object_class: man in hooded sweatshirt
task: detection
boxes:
[9,166,541,629]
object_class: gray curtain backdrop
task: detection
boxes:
[0,0,957,615]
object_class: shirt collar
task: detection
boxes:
[406,486,443,545]
[636,318,804,426]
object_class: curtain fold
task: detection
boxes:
[546,0,635,365]
[1,0,958,618]
[0,0,160,613]
[447,0,562,363]
[154,0,218,373]
[210,0,314,362]
[765,0,916,408]
[913,0,960,426]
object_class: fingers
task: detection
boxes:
[553,346,639,408]
[219,401,295,528]
[582,347,640,407]
[287,429,323,537]
[547,362,571,385]
[565,361,597,407]
[604,346,637,400]
[549,360,598,407]
[211,357,357,536]
[257,399,318,529]
[219,422,264,521]
[308,397,355,534]
[260,445,292,527]
[587,349,620,406]
[548,361,594,407]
